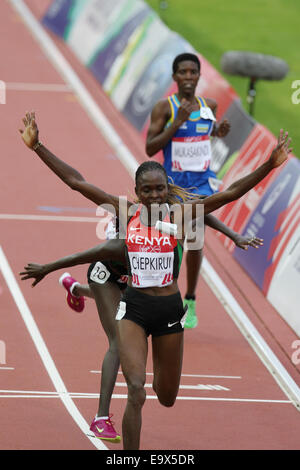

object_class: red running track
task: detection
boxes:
[0,0,299,451]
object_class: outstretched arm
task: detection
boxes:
[194,129,292,216]
[19,112,131,215]
[204,214,263,250]
[20,239,126,287]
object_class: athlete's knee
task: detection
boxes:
[107,337,119,354]
[127,379,146,408]
[154,383,178,407]
[157,392,177,407]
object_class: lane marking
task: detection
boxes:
[37,206,96,213]
[0,367,15,370]
[0,214,100,223]
[0,245,107,450]
[0,389,292,404]
[6,82,71,92]
[176,374,241,379]
[0,383,230,393]
[113,382,230,391]
[90,370,242,379]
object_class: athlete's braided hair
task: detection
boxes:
[135,161,200,205]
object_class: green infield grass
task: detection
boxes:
[146,0,300,158]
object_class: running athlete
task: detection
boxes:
[19,112,291,449]
[17,111,261,445]
[21,237,127,443]
[146,52,230,328]
[20,215,262,444]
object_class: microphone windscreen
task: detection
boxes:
[221,51,289,81]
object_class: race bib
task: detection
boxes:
[171,136,212,172]
[89,262,111,284]
[180,305,189,328]
[128,251,174,288]
[116,301,126,320]
[200,106,216,121]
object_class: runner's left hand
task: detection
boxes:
[234,235,264,250]
[268,129,292,168]
[216,119,230,137]
[20,263,46,286]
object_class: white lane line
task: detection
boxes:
[0,214,100,223]
[90,370,242,379]
[0,246,107,451]
[114,382,230,391]
[6,82,71,92]
[0,390,291,404]
[0,367,15,370]
[9,0,300,420]
[179,374,241,379]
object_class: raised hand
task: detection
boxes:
[19,111,39,149]
[234,234,264,250]
[19,263,47,287]
[269,129,292,168]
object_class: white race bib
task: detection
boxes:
[116,301,126,320]
[128,251,174,288]
[171,136,212,172]
[200,106,216,121]
[89,262,111,284]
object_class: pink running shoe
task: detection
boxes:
[59,272,85,313]
[90,415,121,443]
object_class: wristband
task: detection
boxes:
[155,220,178,236]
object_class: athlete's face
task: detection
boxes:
[173,60,200,93]
[135,170,169,208]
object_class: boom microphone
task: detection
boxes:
[221,51,289,81]
[221,51,289,115]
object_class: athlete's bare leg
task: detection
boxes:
[90,282,121,417]
[151,331,184,406]
[185,248,203,297]
[116,319,148,450]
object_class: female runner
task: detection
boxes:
[19,112,291,449]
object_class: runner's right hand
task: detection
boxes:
[20,263,47,287]
[19,111,39,149]
[175,98,193,126]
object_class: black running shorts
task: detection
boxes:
[115,286,187,337]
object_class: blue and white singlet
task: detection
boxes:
[163,94,217,196]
